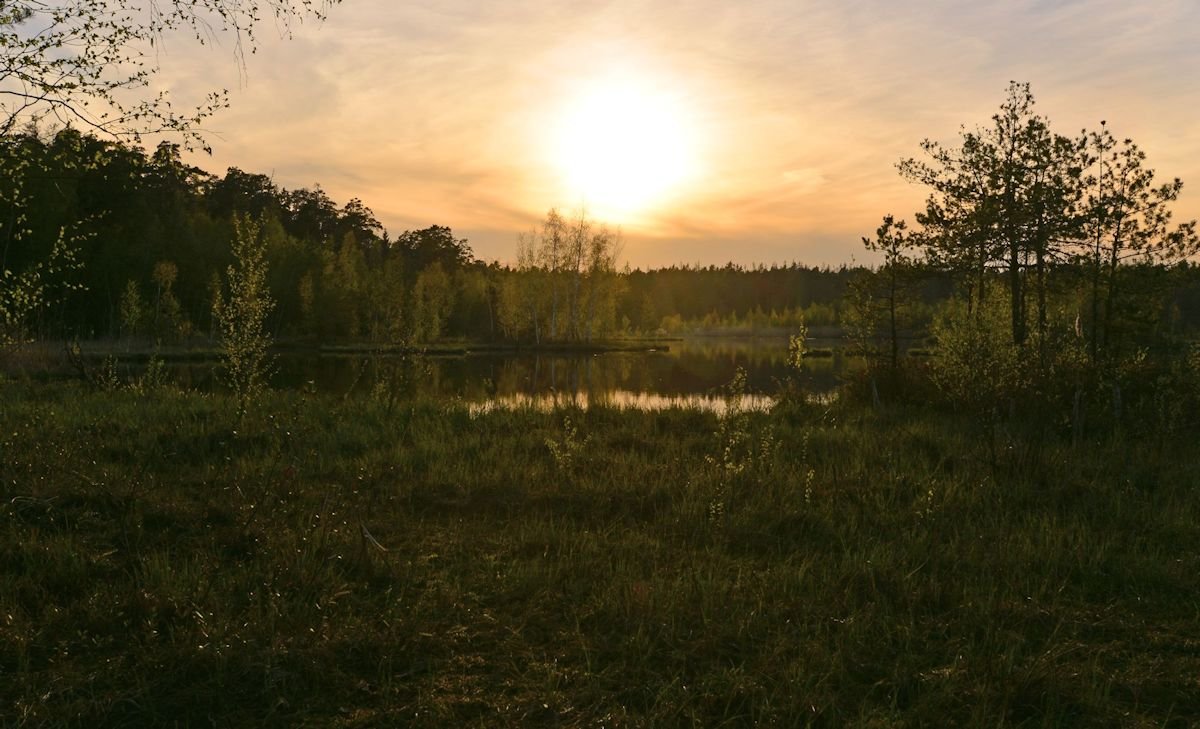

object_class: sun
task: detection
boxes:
[550,77,699,219]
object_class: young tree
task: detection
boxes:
[860,215,917,370]
[538,210,568,339]
[1080,125,1198,362]
[213,214,274,417]
[319,236,366,338]
[119,279,145,339]
[583,222,623,341]
[0,228,84,348]
[151,260,189,341]
[496,271,528,342]
[364,256,406,343]
[514,229,547,343]
[411,262,453,343]
[0,132,93,348]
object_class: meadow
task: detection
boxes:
[3,377,1198,727]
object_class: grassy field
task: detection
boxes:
[2,381,1199,726]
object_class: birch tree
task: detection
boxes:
[2,0,339,146]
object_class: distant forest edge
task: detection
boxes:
[4,105,1200,351]
[0,128,844,345]
[0,127,901,346]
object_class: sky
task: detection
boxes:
[157,0,1200,268]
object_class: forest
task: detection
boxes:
[0,127,884,346]
[6,108,1200,359]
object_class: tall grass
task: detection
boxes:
[2,381,1198,726]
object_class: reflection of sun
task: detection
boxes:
[550,77,699,219]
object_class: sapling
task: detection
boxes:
[213,215,275,419]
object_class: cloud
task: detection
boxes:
[154,0,1200,266]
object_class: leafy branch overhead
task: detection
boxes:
[0,0,340,147]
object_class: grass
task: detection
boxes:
[2,381,1199,726]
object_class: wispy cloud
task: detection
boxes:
[157,0,1200,266]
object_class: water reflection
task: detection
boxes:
[467,389,776,416]
[163,336,859,406]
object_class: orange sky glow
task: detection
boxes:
[160,0,1200,267]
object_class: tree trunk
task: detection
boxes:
[1089,237,1101,363]
[1009,243,1024,346]
[888,264,899,370]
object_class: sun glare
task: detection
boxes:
[550,77,699,220]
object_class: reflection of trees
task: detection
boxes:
[494,358,524,396]
[163,339,858,398]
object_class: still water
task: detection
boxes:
[167,337,859,409]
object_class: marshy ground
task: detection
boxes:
[2,382,1198,726]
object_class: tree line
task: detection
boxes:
[6,83,1200,362]
[0,126,961,346]
[1,128,483,345]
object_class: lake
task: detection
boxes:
[161,336,861,409]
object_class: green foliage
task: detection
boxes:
[394,225,473,273]
[900,82,1197,355]
[1,129,456,344]
[366,258,407,342]
[318,237,367,339]
[369,349,430,413]
[151,260,191,342]
[411,262,453,343]
[0,129,970,349]
[297,272,316,335]
[545,412,588,472]
[704,367,778,522]
[0,228,85,348]
[787,321,808,370]
[856,214,918,370]
[928,293,1030,414]
[495,272,531,341]
[506,208,625,342]
[135,354,170,394]
[96,354,121,391]
[213,215,274,417]
[655,300,841,335]
[1080,127,1199,364]
[863,82,1200,429]
[118,280,145,339]
[842,270,876,354]
[1,0,340,145]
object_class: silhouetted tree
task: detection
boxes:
[899,82,1080,346]
[394,225,474,278]
[1080,124,1198,363]
[860,215,917,370]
